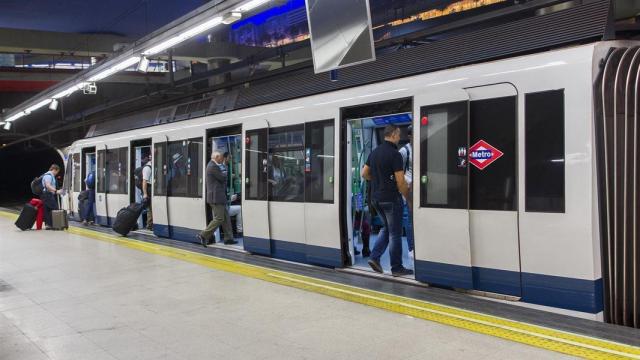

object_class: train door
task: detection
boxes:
[81,148,96,223]
[243,121,271,255]
[130,139,152,232]
[206,125,243,249]
[465,84,521,297]
[95,146,109,226]
[341,98,415,276]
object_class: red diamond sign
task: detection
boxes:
[469,140,503,170]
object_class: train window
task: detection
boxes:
[269,125,305,202]
[245,129,268,201]
[469,96,517,211]
[420,101,468,209]
[154,142,167,196]
[165,138,202,197]
[72,153,81,192]
[525,90,565,213]
[105,147,128,194]
[305,119,334,203]
[97,150,106,193]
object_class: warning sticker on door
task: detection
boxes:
[468,140,503,170]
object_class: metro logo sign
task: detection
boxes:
[469,140,503,170]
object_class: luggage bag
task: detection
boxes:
[15,203,38,231]
[112,203,144,236]
[51,195,68,230]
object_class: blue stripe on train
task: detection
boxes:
[415,259,603,314]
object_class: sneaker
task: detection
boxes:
[367,259,383,273]
[391,267,414,277]
[196,234,207,247]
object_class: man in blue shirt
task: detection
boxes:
[361,125,412,276]
[41,164,62,229]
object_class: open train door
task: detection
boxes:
[413,89,473,289]
[242,120,271,255]
[95,145,109,226]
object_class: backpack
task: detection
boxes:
[134,164,150,190]
[30,174,45,196]
[86,172,95,189]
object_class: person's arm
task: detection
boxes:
[142,179,149,198]
[210,163,226,183]
[361,165,371,181]
[393,152,409,199]
[44,175,61,194]
[394,171,410,199]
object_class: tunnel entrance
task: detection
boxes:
[0,137,65,207]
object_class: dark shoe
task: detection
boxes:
[362,248,371,258]
[197,234,207,247]
[391,267,414,277]
[224,239,238,245]
[354,248,360,256]
[367,259,383,273]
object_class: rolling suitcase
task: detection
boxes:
[51,195,68,230]
[112,203,144,236]
[15,203,38,231]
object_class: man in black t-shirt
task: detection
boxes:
[361,125,413,276]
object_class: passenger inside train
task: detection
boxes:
[348,108,415,277]
[207,132,244,247]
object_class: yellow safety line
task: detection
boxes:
[1,210,639,359]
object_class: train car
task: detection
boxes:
[61,40,638,321]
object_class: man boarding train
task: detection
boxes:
[361,124,413,277]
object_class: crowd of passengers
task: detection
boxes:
[33,124,412,275]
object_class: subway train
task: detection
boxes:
[60,40,640,324]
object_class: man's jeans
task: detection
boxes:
[371,197,404,271]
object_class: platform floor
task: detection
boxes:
[0,216,577,360]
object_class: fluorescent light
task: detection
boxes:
[222,12,242,25]
[52,82,89,99]
[6,112,25,122]
[49,99,59,111]
[3,122,11,130]
[137,56,150,73]
[233,0,271,12]
[88,56,140,82]
[143,17,223,55]
[24,99,52,114]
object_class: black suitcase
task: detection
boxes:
[112,203,144,236]
[15,203,37,231]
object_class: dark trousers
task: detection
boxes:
[41,192,58,227]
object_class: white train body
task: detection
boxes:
[64,41,629,319]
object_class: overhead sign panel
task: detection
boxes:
[305,0,375,74]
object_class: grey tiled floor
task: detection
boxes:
[0,216,574,360]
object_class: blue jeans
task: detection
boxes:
[371,197,404,271]
[82,190,95,222]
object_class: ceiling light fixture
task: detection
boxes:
[49,99,59,111]
[5,112,24,122]
[222,12,242,24]
[137,56,150,73]
[233,0,271,12]
[3,122,11,130]
[88,56,140,82]
[142,16,223,55]
[24,99,52,114]
[52,82,89,99]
